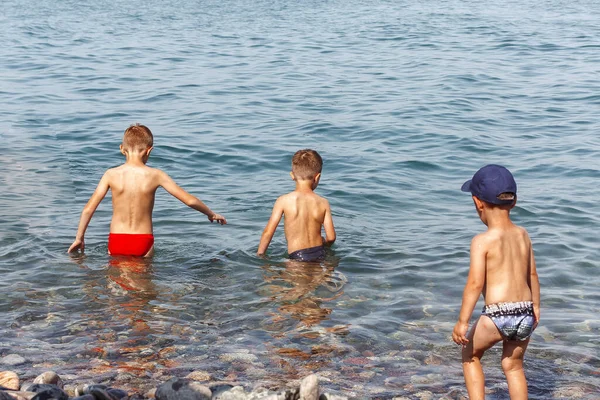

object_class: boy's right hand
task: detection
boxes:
[452,321,469,346]
[209,214,227,225]
[68,238,85,253]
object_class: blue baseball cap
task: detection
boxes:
[461,164,517,205]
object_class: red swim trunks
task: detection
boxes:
[108,233,154,257]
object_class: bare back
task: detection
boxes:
[281,191,329,253]
[106,165,161,234]
[480,225,533,304]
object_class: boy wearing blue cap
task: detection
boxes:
[452,165,540,400]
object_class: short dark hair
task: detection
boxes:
[123,124,153,150]
[292,149,323,180]
[496,192,516,201]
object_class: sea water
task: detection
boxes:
[1,0,599,398]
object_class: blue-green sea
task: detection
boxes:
[1,0,599,398]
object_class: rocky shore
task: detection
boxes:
[0,370,350,400]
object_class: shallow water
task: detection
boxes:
[1,0,600,398]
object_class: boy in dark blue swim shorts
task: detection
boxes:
[257,149,336,262]
[452,165,541,400]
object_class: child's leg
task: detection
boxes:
[501,339,530,400]
[462,316,503,400]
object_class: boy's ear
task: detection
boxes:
[472,195,484,211]
[120,144,125,155]
[146,146,154,156]
[314,172,321,183]
[290,171,296,181]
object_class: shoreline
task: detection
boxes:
[0,369,352,400]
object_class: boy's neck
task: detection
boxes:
[295,180,315,192]
[484,208,514,229]
[124,152,148,166]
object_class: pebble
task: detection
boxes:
[33,371,63,389]
[213,386,247,400]
[410,374,443,385]
[219,353,258,363]
[0,392,13,400]
[155,378,211,400]
[0,355,26,367]
[28,383,69,400]
[0,371,20,390]
[321,395,349,400]
[552,385,586,398]
[414,391,434,400]
[185,371,211,382]
[299,374,319,400]
[145,388,157,398]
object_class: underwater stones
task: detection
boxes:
[410,374,442,385]
[211,386,246,400]
[0,392,14,400]
[28,383,69,400]
[88,387,127,400]
[219,353,258,363]
[185,371,211,382]
[0,371,20,390]
[144,388,156,398]
[139,348,155,358]
[155,378,211,400]
[318,395,348,400]
[413,391,434,400]
[33,372,63,389]
[552,385,587,398]
[0,355,26,367]
[299,374,319,400]
[358,371,375,379]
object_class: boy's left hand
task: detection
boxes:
[68,239,85,253]
[209,214,227,225]
[452,321,469,345]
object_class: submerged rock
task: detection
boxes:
[185,371,211,382]
[219,353,258,363]
[33,372,63,389]
[28,383,69,400]
[155,378,211,400]
[0,356,26,367]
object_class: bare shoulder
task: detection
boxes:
[276,192,295,206]
[515,225,532,244]
[147,167,170,182]
[102,166,120,182]
[316,193,331,209]
[471,231,495,250]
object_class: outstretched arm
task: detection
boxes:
[322,201,336,246]
[158,171,226,224]
[68,173,110,253]
[257,198,284,256]
[452,235,486,345]
[528,244,541,325]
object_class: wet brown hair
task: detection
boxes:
[123,123,153,150]
[292,149,323,180]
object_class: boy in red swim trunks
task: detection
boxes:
[257,149,336,261]
[68,124,226,257]
[452,165,540,400]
